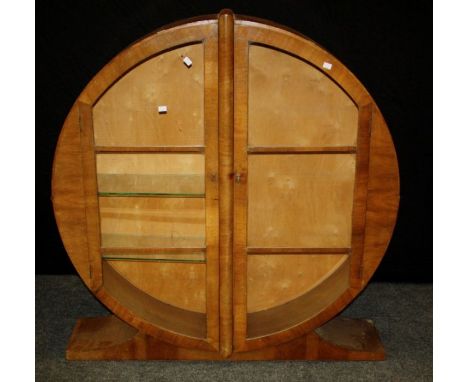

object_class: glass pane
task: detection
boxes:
[248,45,358,147]
[102,252,205,263]
[96,153,204,196]
[248,154,355,248]
[93,44,204,147]
[99,197,205,248]
[247,254,348,313]
[106,260,206,313]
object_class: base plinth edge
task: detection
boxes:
[66,315,385,361]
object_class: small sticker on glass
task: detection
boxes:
[182,56,192,68]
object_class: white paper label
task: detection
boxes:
[322,61,333,70]
[183,56,192,67]
[158,105,168,113]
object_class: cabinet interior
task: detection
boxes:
[94,42,210,338]
[81,28,359,340]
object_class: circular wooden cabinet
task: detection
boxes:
[52,10,399,360]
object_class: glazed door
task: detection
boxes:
[74,21,222,352]
[232,20,373,352]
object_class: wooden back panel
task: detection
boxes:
[247,254,348,312]
[96,153,205,195]
[248,154,356,248]
[93,44,204,147]
[247,256,350,339]
[248,45,358,147]
[108,260,206,313]
[99,196,205,248]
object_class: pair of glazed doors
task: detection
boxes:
[54,13,398,356]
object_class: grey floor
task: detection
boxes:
[36,276,432,381]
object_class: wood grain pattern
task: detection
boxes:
[247,254,348,312]
[247,256,350,338]
[101,247,206,255]
[247,247,350,254]
[98,261,209,343]
[52,104,91,288]
[93,44,204,147]
[248,44,358,147]
[96,153,204,195]
[95,146,205,153]
[350,104,373,285]
[78,21,218,106]
[107,260,206,313]
[232,30,250,351]
[66,315,384,360]
[218,9,234,358]
[360,106,399,286]
[203,34,220,349]
[99,197,205,248]
[235,19,372,106]
[248,154,356,248]
[102,253,205,262]
[248,146,356,154]
[78,102,102,290]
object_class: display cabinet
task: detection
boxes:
[52,10,399,360]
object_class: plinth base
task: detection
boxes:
[66,315,385,360]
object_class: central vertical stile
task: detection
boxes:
[218,9,235,357]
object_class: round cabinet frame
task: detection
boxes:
[52,10,399,361]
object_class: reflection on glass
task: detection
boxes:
[99,197,206,249]
[96,153,205,196]
[102,252,205,264]
[98,191,204,197]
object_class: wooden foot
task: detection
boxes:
[67,315,385,360]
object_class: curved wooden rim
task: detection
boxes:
[77,20,217,106]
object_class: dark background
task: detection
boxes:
[36,0,432,282]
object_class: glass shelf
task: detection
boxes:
[102,252,205,264]
[99,196,206,248]
[96,153,207,250]
[96,153,205,195]
[98,192,205,198]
